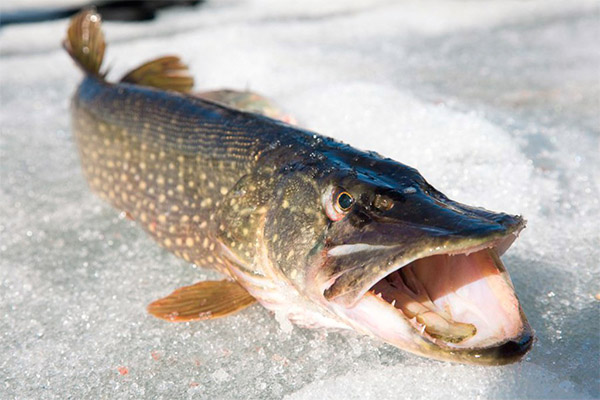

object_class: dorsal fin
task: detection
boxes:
[120,56,194,93]
[195,89,297,124]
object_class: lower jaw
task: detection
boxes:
[325,248,533,365]
[332,291,533,365]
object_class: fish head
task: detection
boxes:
[258,143,532,365]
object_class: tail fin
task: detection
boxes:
[63,9,105,77]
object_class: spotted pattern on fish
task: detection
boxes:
[72,78,281,274]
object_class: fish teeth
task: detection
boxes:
[391,300,396,307]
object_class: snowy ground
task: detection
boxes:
[1,1,599,398]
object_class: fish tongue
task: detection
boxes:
[375,274,476,343]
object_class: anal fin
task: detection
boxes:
[121,56,194,93]
[147,280,255,322]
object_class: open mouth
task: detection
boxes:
[366,247,525,349]
[325,232,533,363]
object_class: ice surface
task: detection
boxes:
[1,0,599,398]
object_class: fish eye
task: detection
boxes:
[324,187,354,221]
[336,192,354,212]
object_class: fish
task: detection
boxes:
[64,10,533,365]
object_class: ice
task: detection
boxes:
[1,0,599,398]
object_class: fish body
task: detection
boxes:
[65,10,533,364]
[72,75,352,327]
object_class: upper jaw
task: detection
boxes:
[322,217,525,309]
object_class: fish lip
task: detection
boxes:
[322,216,526,308]
[466,328,534,365]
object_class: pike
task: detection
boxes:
[64,10,533,365]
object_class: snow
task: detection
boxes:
[1,0,598,398]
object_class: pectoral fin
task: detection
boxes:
[121,56,194,93]
[147,280,256,322]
